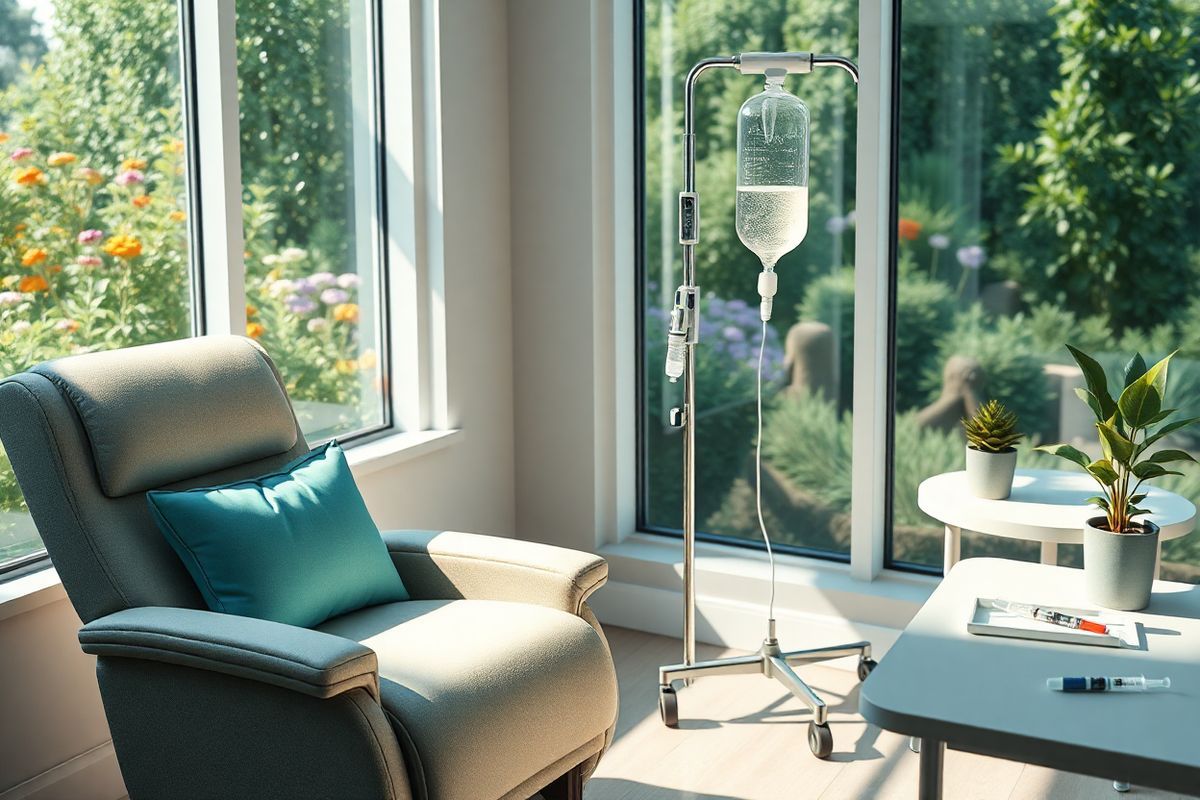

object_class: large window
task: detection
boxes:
[638,1,858,557]
[889,0,1200,583]
[637,1,1200,585]
[0,0,393,573]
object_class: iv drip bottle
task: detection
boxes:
[736,69,809,320]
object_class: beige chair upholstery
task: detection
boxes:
[0,336,618,800]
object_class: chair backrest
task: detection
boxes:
[0,336,310,623]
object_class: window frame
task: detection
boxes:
[631,0,911,579]
[0,0,440,578]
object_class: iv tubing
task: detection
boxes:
[755,318,776,625]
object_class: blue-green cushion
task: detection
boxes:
[147,441,408,628]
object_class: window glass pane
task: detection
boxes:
[640,1,857,556]
[0,0,192,568]
[891,0,1200,582]
[238,0,386,442]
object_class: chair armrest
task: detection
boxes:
[383,530,608,615]
[79,607,379,701]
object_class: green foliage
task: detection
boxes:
[924,306,1053,435]
[0,0,46,91]
[799,267,955,411]
[963,399,1023,452]
[999,0,1200,323]
[1036,348,1200,531]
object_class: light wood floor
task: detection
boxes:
[586,626,1196,800]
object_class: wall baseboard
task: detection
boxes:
[0,740,124,800]
[590,579,902,669]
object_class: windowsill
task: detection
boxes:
[0,565,67,623]
[596,532,940,643]
[344,428,462,477]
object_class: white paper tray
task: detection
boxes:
[968,597,1136,648]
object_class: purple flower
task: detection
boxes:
[114,169,144,186]
[77,229,103,244]
[76,255,103,267]
[0,291,27,307]
[292,278,317,296]
[307,318,329,333]
[285,295,318,315]
[929,234,950,250]
[825,215,848,235]
[320,288,350,305]
[956,245,987,269]
[845,210,857,227]
[727,298,748,312]
[336,273,360,289]
[9,147,33,161]
[310,272,336,288]
[723,325,745,342]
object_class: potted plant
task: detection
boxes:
[1037,346,1199,610]
[963,399,1023,499]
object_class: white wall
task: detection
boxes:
[0,2,514,797]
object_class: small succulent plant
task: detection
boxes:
[963,399,1023,453]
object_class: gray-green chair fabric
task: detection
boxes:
[0,336,618,800]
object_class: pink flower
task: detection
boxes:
[76,255,103,267]
[114,169,144,186]
[10,147,33,162]
[77,229,104,244]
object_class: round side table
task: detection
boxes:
[917,468,1196,576]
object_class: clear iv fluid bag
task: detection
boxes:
[736,74,810,269]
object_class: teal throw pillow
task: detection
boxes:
[147,441,408,628]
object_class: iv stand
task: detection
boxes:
[657,51,874,760]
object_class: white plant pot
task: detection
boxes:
[964,446,1017,500]
[1084,517,1160,611]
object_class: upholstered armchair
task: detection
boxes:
[0,336,618,800]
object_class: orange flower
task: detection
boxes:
[47,152,77,167]
[47,265,62,274]
[0,132,9,144]
[76,167,103,185]
[13,223,26,232]
[246,304,258,318]
[13,166,45,186]
[55,319,79,334]
[49,226,66,235]
[102,235,142,258]
[333,303,359,324]
[169,210,186,222]
[897,218,923,241]
[18,275,49,293]
[358,349,378,370]
[121,157,147,171]
[166,139,184,155]
[335,359,358,374]
[245,322,265,339]
[131,195,152,208]
[20,247,47,267]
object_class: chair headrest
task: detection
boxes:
[31,336,299,497]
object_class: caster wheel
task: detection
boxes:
[808,722,834,759]
[857,657,878,682]
[659,685,679,728]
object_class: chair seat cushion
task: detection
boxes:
[317,599,618,800]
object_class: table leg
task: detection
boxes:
[943,526,961,576]
[918,738,945,800]
[1040,541,1058,566]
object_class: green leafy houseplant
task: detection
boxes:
[963,399,1023,454]
[1037,346,1199,533]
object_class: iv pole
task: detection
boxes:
[657,51,873,760]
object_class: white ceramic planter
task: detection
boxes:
[1083,517,1159,611]
[964,446,1017,500]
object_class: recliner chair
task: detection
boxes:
[0,336,618,800]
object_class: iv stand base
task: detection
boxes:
[657,636,875,758]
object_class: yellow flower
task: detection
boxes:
[121,157,147,171]
[131,195,152,208]
[169,210,186,222]
[165,139,184,155]
[19,275,49,293]
[76,167,103,185]
[49,226,66,236]
[335,359,358,374]
[13,166,45,186]
[102,235,143,259]
[20,247,47,267]
[333,303,359,324]
[246,304,258,318]
[1,275,17,288]
[245,322,265,339]
[358,349,378,370]
[47,152,77,167]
